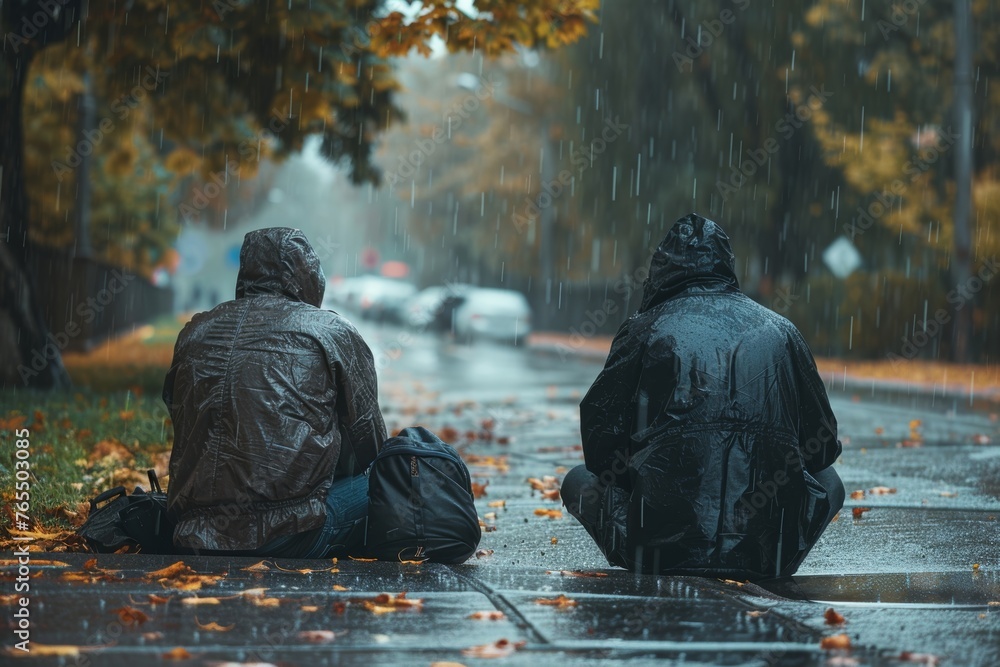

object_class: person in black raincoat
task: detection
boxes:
[164,227,386,556]
[563,213,844,579]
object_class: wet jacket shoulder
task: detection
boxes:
[580,214,840,577]
[163,228,386,552]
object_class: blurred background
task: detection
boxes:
[2,0,999,391]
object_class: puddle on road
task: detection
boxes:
[761,571,1000,607]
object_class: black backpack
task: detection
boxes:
[77,470,176,554]
[364,426,481,563]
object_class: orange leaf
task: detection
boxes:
[820,634,852,650]
[850,490,865,500]
[534,508,563,519]
[546,570,607,578]
[162,647,193,660]
[852,507,872,519]
[824,608,846,625]
[114,606,149,626]
[195,618,234,632]
[471,480,489,498]
[468,610,505,620]
[535,594,577,608]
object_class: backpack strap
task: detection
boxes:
[147,469,163,494]
[408,455,427,553]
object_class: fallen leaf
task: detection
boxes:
[462,639,526,658]
[940,491,958,498]
[475,548,494,559]
[527,476,560,492]
[115,606,149,626]
[550,537,558,545]
[148,594,171,604]
[746,610,768,618]
[869,486,896,495]
[535,594,577,608]
[487,500,506,508]
[332,585,350,591]
[180,596,221,606]
[534,508,563,519]
[272,562,338,574]
[973,563,980,572]
[195,618,235,632]
[0,559,70,568]
[163,647,193,660]
[298,630,337,643]
[895,651,942,665]
[541,489,561,501]
[248,597,281,608]
[354,592,424,614]
[471,480,489,498]
[348,556,378,562]
[824,607,846,625]
[546,570,608,578]
[972,434,991,445]
[852,507,872,519]
[468,610,505,620]
[239,588,269,598]
[3,644,81,657]
[820,634,852,650]
[301,605,319,612]
[241,560,272,572]
[850,490,865,500]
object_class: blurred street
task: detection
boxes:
[8,321,998,665]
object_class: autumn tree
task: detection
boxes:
[0,0,599,389]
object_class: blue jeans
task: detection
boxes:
[255,473,369,559]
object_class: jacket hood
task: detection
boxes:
[639,213,740,312]
[235,228,325,307]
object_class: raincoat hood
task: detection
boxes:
[580,212,841,578]
[235,227,326,307]
[640,213,739,313]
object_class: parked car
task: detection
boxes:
[406,284,473,328]
[356,277,417,322]
[323,276,416,323]
[452,288,532,344]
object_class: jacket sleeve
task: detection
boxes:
[329,322,387,475]
[580,320,644,488]
[790,329,841,473]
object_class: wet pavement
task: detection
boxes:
[3,322,999,665]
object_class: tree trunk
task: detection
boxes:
[1,4,77,390]
[951,0,974,362]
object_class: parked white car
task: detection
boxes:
[452,288,532,344]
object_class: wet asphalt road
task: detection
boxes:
[2,321,998,665]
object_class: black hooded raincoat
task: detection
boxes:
[164,228,386,552]
[580,214,840,578]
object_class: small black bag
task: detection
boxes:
[364,426,481,563]
[77,470,176,554]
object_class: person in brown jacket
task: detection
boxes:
[164,227,386,557]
